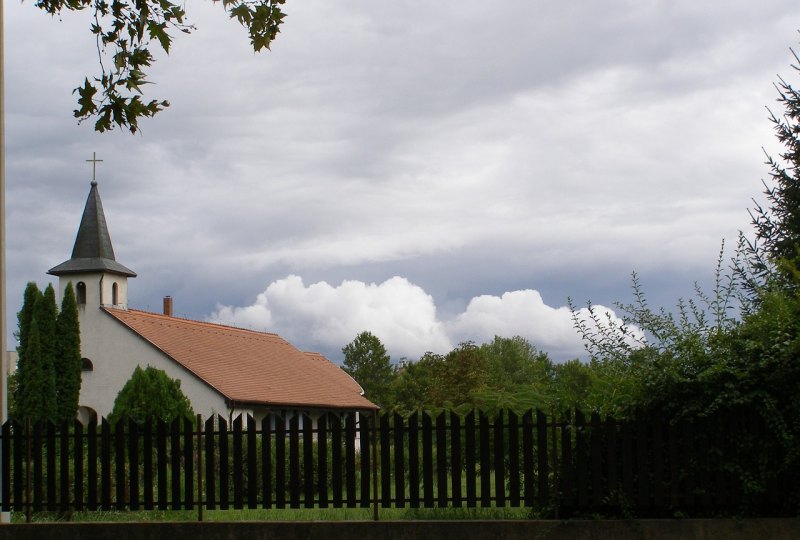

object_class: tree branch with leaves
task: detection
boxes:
[35,0,287,133]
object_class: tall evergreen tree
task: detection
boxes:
[13,284,59,423]
[15,282,40,364]
[752,58,800,262]
[36,285,59,370]
[744,52,800,293]
[36,286,59,421]
[12,282,41,416]
[17,319,57,423]
[55,283,82,424]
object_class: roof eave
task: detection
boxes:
[48,258,137,277]
[229,398,379,412]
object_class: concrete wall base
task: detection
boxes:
[0,519,798,540]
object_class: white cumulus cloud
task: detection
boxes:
[208,275,639,362]
[448,290,587,357]
[209,275,452,359]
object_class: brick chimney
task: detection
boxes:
[163,296,173,317]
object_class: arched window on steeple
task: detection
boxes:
[76,282,86,305]
[112,283,119,306]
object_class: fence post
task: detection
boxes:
[302,414,313,508]
[248,416,258,510]
[535,409,548,510]
[24,418,30,523]
[371,409,379,521]
[196,414,203,522]
[549,409,558,518]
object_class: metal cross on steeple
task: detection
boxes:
[86,152,103,183]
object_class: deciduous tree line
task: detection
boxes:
[342,331,606,416]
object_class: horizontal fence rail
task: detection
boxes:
[0,408,793,520]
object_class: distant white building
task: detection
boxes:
[47,181,377,424]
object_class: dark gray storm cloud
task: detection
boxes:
[5,0,798,360]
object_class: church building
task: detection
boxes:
[47,181,377,424]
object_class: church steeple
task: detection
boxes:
[49,181,136,278]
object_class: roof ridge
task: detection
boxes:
[108,307,281,337]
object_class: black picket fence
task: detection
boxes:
[0,409,793,520]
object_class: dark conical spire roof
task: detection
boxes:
[48,182,136,277]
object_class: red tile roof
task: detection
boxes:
[102,308,377,411]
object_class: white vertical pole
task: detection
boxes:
[0,0,10,523]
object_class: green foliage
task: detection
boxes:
[549,358,593,410]
[109,365,194,424]
[750,50,800,267]
[14,284,59,423]
[567,258,800,506]
[55,283,83,424]
[468,337,553,414]
[35,0,287,133]
[628,287,800,510]
[572,244,739,363]
[15,282,40,362]
[390,352,438,415]
[562,46,800,509]
[480,335,553,390]
[36,283,59,381]
[390,342,487,413]
[13,283,84,424]
[16,319,57,424]
[392,337,564,415]
[12,282,41,417]
[427,341,487,407]
[567,242,749,417]
[341,331,395,408]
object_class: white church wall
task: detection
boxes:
[77,306,230,421]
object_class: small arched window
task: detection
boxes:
[112,283,119,306]
[76,282,87,305]
[81,358,94,372]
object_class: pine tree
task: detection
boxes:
[17,319,57,424]
[15,282,40,364]
[748,51,800,282]
[13,284,59,423]
[12,282,41,416]
[36,285,58,366]
[36,285,59,422]
[55,283,82,424]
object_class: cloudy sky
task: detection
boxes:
[5,1,798,362]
